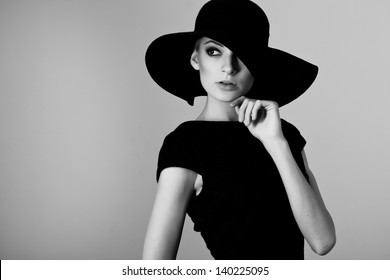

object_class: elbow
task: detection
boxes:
[312,233,336,256]
[310,213,337,256]
[142,240,177,260]
[142,249,175,260]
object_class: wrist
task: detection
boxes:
[262,136,290,156]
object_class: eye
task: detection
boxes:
[205,47,221,57]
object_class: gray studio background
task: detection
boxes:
[0,0,389,259]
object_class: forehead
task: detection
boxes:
[198,37,224,47]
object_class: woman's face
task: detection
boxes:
[190,37,254,103]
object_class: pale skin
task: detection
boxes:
[143,37,336,259]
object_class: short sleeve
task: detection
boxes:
[281,119,307,152]
[156,130,199,182]
[281,119,309,180]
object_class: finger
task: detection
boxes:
[234,105,240,116]
[244,100,255,126]
[261,101,280,120]
[260,100,279,110]
[251,100,262,121]
[238,98,249,123]
[230,96,246,107]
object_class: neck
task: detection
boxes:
[196,97,238,122]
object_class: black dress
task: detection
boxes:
[156,119,309,260]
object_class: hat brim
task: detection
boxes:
[246,47,319,107]
[145,31,318,107]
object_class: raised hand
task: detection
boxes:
[230,96,285,145]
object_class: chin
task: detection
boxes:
[210,95,236,103]
[211,90,243,102]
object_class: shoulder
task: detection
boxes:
[156,121,203,181]
[166,121,196,137]
[161,121,198,148]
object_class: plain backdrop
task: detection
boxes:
[0,0,389,260]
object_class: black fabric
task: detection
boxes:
[156,119,308,260]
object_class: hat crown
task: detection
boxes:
[195,0,270,46]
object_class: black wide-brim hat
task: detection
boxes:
[145,0,318,107]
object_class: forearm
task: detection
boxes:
[264,138,336,255]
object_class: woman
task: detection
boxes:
[143,0,336,260]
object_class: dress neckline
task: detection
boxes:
[183,120,242,124]
[177,120,247,133]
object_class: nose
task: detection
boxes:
[221,53,239,75]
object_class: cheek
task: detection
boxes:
[197,67,210,91]
[243,73,255,91]
[198,62,215,83]
[198,59,213,74]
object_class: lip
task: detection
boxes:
[216,80,238,90]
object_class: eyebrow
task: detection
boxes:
[203,39,224,47]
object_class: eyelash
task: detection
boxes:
[205,47,221,57]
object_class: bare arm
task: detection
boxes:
[232,97,336,255]
[265,141,336,255]
[142,167,197,259]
